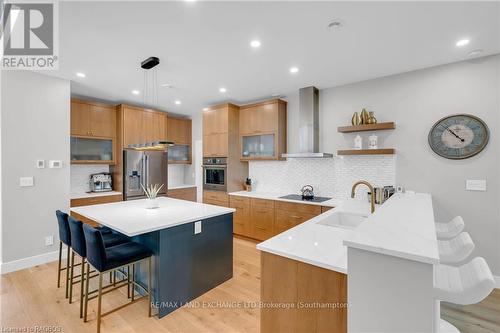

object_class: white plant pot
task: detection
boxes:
[146,197,159,209]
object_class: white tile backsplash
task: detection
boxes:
[248,155,396,200]
[168,164,189,187]
[70,164,109,194]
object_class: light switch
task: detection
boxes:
[466,179,486,191]
[36,160,45,168]
[20,177,34,187]
[194,221,202,234]
[45,235,54,246]
[49,160,62,168]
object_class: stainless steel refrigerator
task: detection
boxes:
[123,149,168,200]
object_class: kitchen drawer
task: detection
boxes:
[203,190,228,204]
[229,196,251,237]
[251,198,275,209]
[274,209,317,234]
[203,198,229,207]
[168,187,197,202]
[250,204,274,241]
[70,194,122,207]
[275,201,322,215]
[321,206,333,213]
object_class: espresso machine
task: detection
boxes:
[89,173,113,192]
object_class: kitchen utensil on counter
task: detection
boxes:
[372,186,396,204]
[90,173,113,192]
[301,185,315,200]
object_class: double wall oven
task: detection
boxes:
[202,157,227,191]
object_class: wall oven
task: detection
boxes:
[202,157,227,191]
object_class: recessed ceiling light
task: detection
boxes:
[456,39,470,47]
[250,40,261,48]
[174,100,181,105]
[289,67,299,74]
[203,107,209,111]
[161,83,172,88]
[327,19,344,30]
[468,49,483,58]
[131,90,140,95]
[76,72,86,78]
[219,87,227,93]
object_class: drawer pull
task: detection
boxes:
[290,215,300,219]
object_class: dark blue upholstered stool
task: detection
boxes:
[83,224,152,333]
[56,210,114,299]
[67,216,130,318]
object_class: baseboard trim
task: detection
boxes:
[0,249,66,275]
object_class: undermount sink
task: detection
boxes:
[317,211,368,229]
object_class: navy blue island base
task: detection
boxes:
[131,213,233,318]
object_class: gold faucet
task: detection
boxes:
[351,180,375,214]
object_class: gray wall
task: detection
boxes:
[1,71,70,263]
[285,55,500,274]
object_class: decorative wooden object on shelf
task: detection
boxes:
[337,122,396,133]
[337,148,395,155]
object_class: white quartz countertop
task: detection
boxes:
[70,197,235,237]
[257,199,373,274]
[168,184,197,190]
[70,191,122,200]
[343,192,439,265]
[228,191,343,207]
[257,192,439,273]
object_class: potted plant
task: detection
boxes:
[141,183,164,209]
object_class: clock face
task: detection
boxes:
[428,114,489,159]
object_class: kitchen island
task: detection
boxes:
[257,192,439,333]
[70,197,235,318]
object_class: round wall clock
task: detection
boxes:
[428,114,489,160]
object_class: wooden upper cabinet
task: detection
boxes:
[121,105,167,147]
[203,107,228,135]
[142,110,166,142]
[70,100,116,138]
[70,101,91,136]
[122,106,143,147]
[167,117,192,145]
[202,104,237,158]
[239,99,287,161]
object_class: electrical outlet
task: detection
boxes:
[45,235,54,246]
[49,160,62,168]
[19,177,34,187]
[194,221,202,234]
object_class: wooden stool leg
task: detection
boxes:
[97,272,103,333]
[131,264,135,301]
[148,257,152,317]
[57,241,62,288]
[79,257,85,318]
[65,245,70,298]
[127,265,131,298]
[69,250,75,303]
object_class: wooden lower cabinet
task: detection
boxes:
[261,252,347,333]
[250,198,275,240]
[168,187,197,202]
[229,196,251,236]
[70,194,123,227]
[203,190,229,207]
[274,201,322,235]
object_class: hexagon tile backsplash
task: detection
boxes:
[248,156,396,200]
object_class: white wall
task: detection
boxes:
[284,55,500,274]
[1,71,70,269]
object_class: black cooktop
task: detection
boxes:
[279,194,332,203]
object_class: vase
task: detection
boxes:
[360,108,369,124]
[367,111,377,124]
[146,197,159,209]
[351,112,361,125]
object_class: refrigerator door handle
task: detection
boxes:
[145,154,150,186]
[141,154,146,189]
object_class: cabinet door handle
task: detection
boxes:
[290,215,300,219]
[256,209,268,213]
[255,226,266,230]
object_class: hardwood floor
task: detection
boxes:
[1,236,499,333]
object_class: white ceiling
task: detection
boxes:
[48,1,500,116]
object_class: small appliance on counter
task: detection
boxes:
[89,173,113,192]
[279,185,332,203]
[368,186,395,204]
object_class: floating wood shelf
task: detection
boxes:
[337,148,396,156]
[337,122,396,133]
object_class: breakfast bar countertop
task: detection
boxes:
[70,197,235,237]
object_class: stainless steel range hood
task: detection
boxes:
[282,86,333,158]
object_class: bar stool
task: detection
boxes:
[436,216,465,240]
[434,257,495,332]
[67,216,130,318]
[56,210,113,297]
[437,232,475,265]
[83,223,153,333]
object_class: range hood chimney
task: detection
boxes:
[282,86,333,158]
